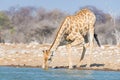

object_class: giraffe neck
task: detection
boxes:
[48,18,68,52]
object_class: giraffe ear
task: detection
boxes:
[42,50,46,53]
[42,50,48,53]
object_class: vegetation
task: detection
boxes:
[0,6,120,45]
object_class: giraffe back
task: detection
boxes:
[66,8,96,37]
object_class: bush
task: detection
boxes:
[0,6,120,45]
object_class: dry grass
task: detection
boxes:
[0,43,120,71]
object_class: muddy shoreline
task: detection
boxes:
[0,65,120,72]
[0,43,120,71]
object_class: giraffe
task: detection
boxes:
[42,8,101,69]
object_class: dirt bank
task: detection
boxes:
[0,43,120,71]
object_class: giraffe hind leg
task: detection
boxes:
[88,25,94,67]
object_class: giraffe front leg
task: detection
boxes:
[67,35,85,68]
[70,36,85,68]
[66,44,73,69]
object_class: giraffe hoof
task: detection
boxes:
[68,66,73,69]
[48,58,52,61]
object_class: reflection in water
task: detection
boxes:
[0,67,120,80]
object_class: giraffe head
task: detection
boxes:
[43,50,54,61]
[42,50,54,69]
[42,50,50,70]
[43,50,50,60]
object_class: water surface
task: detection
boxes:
[0,67,120,80]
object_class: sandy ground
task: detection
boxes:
[0,43,120,71]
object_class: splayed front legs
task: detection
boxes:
[66,34,84,69]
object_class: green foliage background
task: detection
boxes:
[0,6,120,45]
